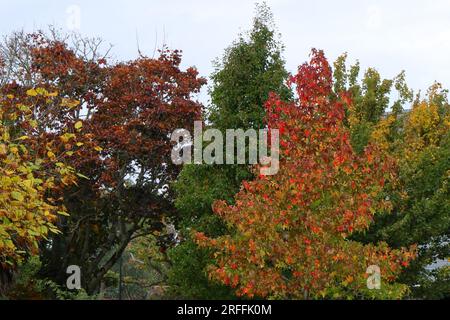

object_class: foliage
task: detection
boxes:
[168,3,291,299]
[0,31,206,294]
[118,235,172,300]
[365,84,450,298]
[0,7,448,301]
[0,88,90,271]
[208,3,292,130]
[195,50,416,299]
[410,265,449,300]
[333,56,449,299]
[332,53,413,153]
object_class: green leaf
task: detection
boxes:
[76,173,89,180]
[11,191,24,201]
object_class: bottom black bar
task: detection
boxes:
[1,299,446,319]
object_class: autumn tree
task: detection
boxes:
[365,83,450,299]
[332,53,413,153]
[0,30,206,294]
[0,87,94,292]
[332,54,449,298]
[168,3,291,299]
[196,50,416,299]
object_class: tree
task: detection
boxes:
[366,83,450,298]
[332,53,413,153]
[167,3,291,299]
[333,54,449,299]
[0,31,206,294]
[0,87,93,292]
[195,50,416,299]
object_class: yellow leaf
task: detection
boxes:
[26,89,38,97]
[2,131,10,141]
[36,88,48,96]
[74,121,83,130]
[94,146,103,152]
[22,179,33,188]
[61,98,79,109]
[0,144,6,155]
[59,133,75,143]
[47,91,58,97]
[18,105,30,112]
[9,146,19,154]
[29,120,38,128]
[49,227,61,234]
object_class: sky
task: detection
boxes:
[1,0,450,105]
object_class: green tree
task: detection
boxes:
[167,3,291,299]
[332,53,413,153]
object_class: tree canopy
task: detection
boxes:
[0,3,448,301]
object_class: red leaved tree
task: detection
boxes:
[0,31,206,293]
[196,49,416,299]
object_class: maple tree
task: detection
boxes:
[195,50,416,299]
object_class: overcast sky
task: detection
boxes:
[1,0,450,105]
